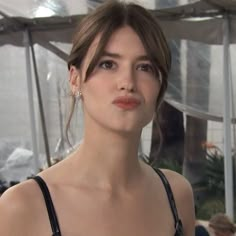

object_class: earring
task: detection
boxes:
[75,90,82,99]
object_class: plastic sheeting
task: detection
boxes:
[0,0,183,18]
[166,40,236,122]
[0,147,34,183]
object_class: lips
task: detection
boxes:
[112,96,141,110]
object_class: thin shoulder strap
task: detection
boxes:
[33,176,61,236]
[153,168,183,235]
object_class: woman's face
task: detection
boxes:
[71,26,161,134]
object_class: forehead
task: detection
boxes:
[105,26,145,51]
[89,26,147,57]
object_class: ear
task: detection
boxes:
[69,66,81,96]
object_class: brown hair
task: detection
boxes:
[66,0,171,144]
[209,213,236,234]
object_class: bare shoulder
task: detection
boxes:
[142,163,195,235]
[0,179,42,235]
[160,169,193,194]
[160,169,195,236]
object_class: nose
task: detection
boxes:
[117,68,136,92]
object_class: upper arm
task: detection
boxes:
[162,169,195,236]
[178,176,195,236]
[0,181,37,236]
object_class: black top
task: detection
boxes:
[153,168,184,236]
[33,168,183,236]
[195,225,209,236]
[33,175,61,236]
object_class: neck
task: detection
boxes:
[70,125,143,192]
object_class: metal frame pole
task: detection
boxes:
[223,14,234,219]
[23,29,40,173]
[27,30,52,167]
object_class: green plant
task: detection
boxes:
[194,143,225,197]
[197,198,225,220]
[195,142,226,219]
[156,158,183,174]
[204,146,225,197]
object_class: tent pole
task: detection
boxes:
[23,29,40,173]
[223,14,234,219]
[27,30,52,167]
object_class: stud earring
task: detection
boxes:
[75,90,82,99]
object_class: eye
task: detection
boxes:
[136,63,154,73]
[98,60,116,70]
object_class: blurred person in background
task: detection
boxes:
[208,213,236,236]
[195,205,210,236]
[195,223,210,236]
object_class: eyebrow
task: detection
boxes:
[101,51,150,61]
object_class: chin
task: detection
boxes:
[114,128,142,137]
[110,120,149,135]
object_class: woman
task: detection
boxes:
[0,1,195,235]
[209,213,236,236]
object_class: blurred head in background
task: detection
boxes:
[209,213,236,236]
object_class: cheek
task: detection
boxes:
[82,81,110,112]
[145,82,160,106]
[83,78,104,96]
